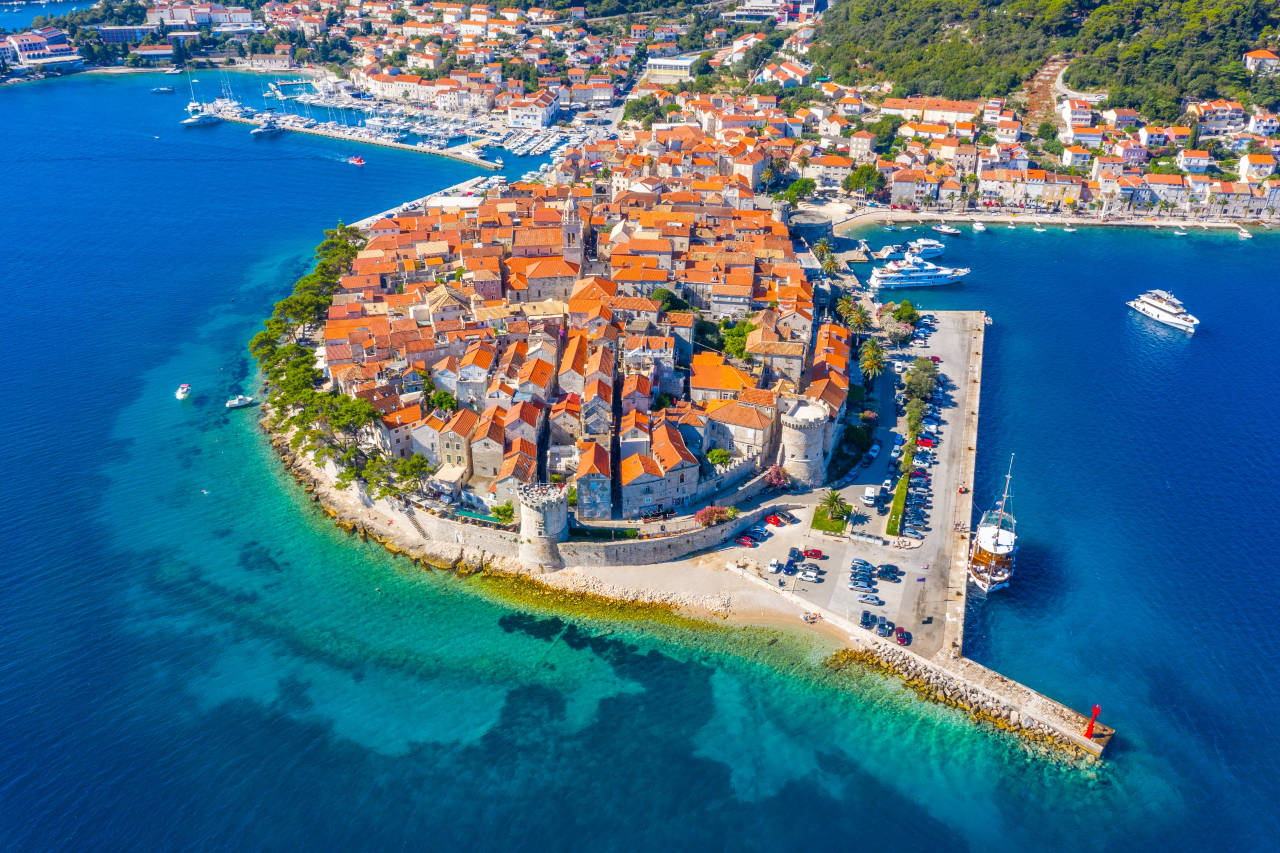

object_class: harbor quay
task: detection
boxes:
[216,113,502,170]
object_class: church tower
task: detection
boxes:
[562,200,585,266]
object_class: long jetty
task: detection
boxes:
[351,176,490,230]
[217,113,502,170]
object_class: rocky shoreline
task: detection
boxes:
[264,419,1108,761]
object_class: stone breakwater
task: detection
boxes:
[826,645,1114,760]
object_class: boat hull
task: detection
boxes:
[1126,300,1196,333]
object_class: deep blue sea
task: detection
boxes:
[2,73,1278,851]
[0,0,81,30]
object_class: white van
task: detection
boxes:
[861,486,879,507]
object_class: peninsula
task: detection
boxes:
[250,112,1113,758]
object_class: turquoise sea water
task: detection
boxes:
[2,74,1278,850]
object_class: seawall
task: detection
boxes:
[218,113,501,169]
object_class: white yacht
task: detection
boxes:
[906,237,945,258]
[175,384,191,401]
[181,111,221,127]
[225,394,255,409]
[1126,290,1199,333]
[932,224,961,236]
[972,221,987,232]
[870,254,970,289]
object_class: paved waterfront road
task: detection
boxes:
[714,312,981,656]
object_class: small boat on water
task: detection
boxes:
[1006,222,1016,229]
[348,155,365,166]
[1064,226,1077,232]
[166,66,184,75]
[932,224,961,236]
[1033,222,1047,232]
[906,237,946,258]
[225,394,255,409]
[152,86,175,94]
[251,117,284,138]
[1238,229,1252,240]
[972,221,987,232]
[175,384,191,401]
[1173,229,1188,236]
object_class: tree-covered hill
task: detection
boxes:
[810,0,1280,117]
[1066,0,1280,117]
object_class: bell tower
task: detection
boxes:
[562,200,585,266]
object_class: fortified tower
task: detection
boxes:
[780,400,829,488]
[517,483,569,570]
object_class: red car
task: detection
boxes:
[765,515,784,527]
[803,548,824,559]
[736,536,756,547]
[910,470,930,479]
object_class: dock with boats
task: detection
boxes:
[215,111,502,169]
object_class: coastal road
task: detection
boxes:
[746,311,980,654]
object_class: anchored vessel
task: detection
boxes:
[175,383,191,401]
[1126,289,1199,333]
[969,455,1017,593]
[225,394,255,409]
[870,254,969,289]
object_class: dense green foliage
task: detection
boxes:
[721,320,756,360]
[810,0,1280,114]
[809,0,1071,100]
[1069,0,1280,117]
[249,225,435,498]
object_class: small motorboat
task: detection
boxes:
[225,394,255,409]
[932,224,961,236]
[1064,226,1077,232]
[175,383,191,400]
[152,86,175,94]
[972,221,987,232]
[1238,229,1252,240]
[348,155,365,166]
[1173,229,1187,236]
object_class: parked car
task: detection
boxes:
[765,515,783,527]
[735,536,756,547]
[879,564,901,574]
[803,548,824,559]
[857,594,883,606]
[768,559,783,573]
[930,355,941,363]
[783,563,798,575]
[852,558,874,569]
[897,632,912,646]
[849,582,876,593]
[799,570,820,582]
[788,546,803,561]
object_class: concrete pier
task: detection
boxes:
[351,176,490,230]
[217,113,502,170]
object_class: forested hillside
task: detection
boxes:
[808,0,1083,101]
[1066,0,1280,117]
[811,0,1280,117]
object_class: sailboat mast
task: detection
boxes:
[998,454,1014,523]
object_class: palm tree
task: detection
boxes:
[860,338,886,386]
[820,489,851,521]
[848,303,871,343]
[812,236,833,259]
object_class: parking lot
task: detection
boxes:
[716,311,982,655]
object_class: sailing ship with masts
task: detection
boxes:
[968,455,1017,593]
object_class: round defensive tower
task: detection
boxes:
[517,483,568,570]
[780,401,829,488]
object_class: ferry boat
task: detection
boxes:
[225,394,255,409]
[968,456,1017,593]
[932,224,961,236]
[906,237,945,258]
[1126,289,1199,333]
[870,254,970,289]
[175,384,191,401]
